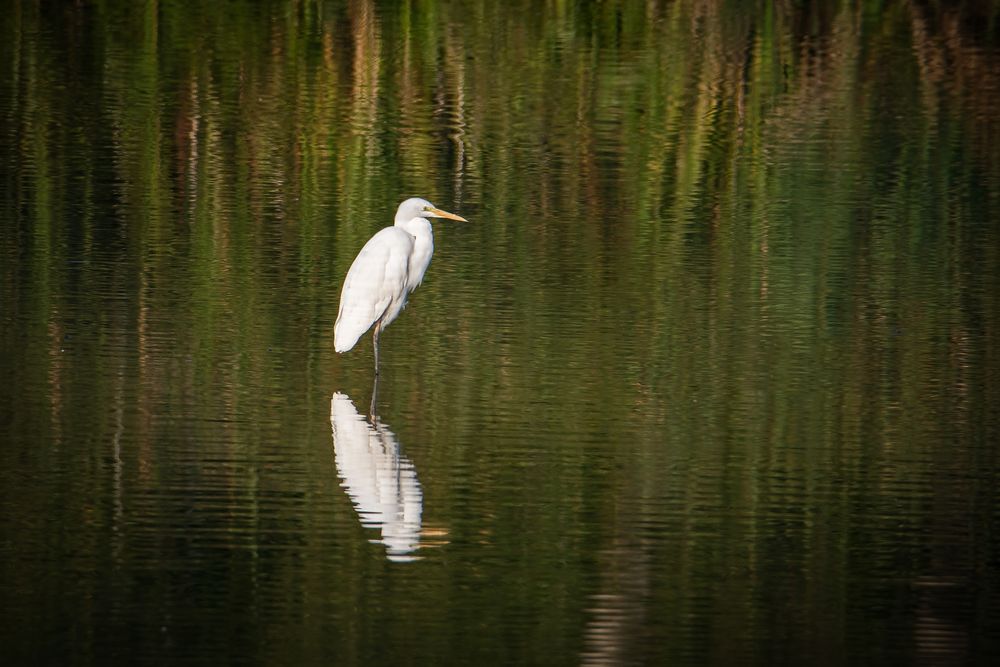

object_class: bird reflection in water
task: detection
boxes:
[330,391,423,562]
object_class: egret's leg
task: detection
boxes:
[372,321,381,378]
[369,372,379,422]
[370,322,381,419]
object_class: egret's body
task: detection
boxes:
[334,198,466,379]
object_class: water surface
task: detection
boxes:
[2,1,999,664]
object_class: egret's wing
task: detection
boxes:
[334,228,411,352]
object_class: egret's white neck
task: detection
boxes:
[396,216,434,288]
[395,216,432,239]
[395,209,423,226]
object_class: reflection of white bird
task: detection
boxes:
[330,392,423,561]
[334,198,467,377]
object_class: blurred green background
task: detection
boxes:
[1,1,998,664]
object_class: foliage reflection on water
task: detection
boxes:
[1,0,999,664]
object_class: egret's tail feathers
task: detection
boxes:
[334,315,370,353]
[334,328,361,353]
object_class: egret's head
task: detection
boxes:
[395,198,468,225]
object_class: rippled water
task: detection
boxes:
[2,1,999,664]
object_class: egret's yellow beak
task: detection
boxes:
[427,207,467,222]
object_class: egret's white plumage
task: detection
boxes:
[334,198,467,375]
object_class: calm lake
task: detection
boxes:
[2,1,999,664]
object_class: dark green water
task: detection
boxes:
[2,1,1000,664]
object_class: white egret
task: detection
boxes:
[334,198,467,378]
